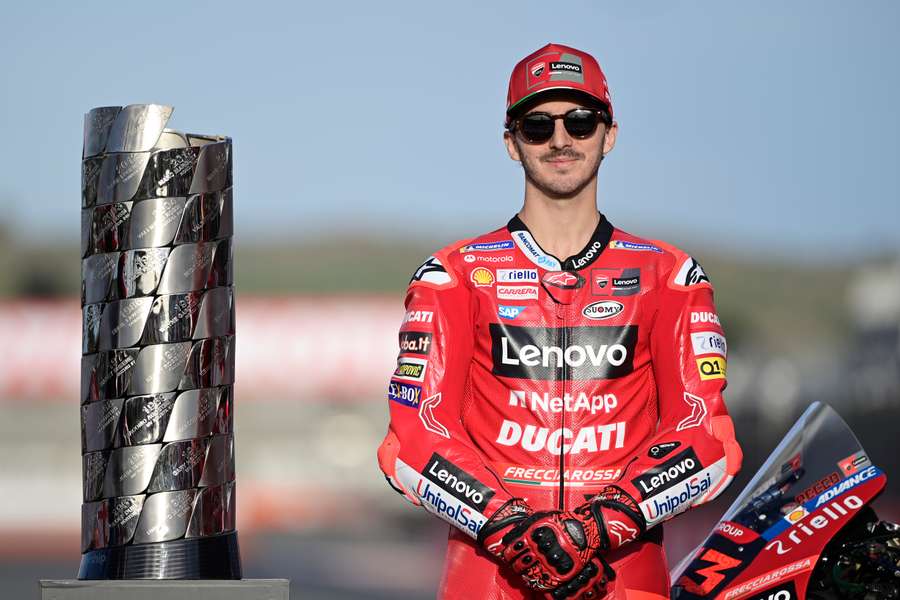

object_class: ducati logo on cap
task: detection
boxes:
[531,63,545,77]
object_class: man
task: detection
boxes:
[377,43,742,599]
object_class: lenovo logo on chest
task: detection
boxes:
[489,323,637,380]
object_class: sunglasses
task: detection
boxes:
[511,108,608,144]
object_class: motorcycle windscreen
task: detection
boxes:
[670,401,886,600]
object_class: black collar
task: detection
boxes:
[507,213,614,271]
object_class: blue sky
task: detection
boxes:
[1,1,898,261]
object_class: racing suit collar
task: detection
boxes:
[507,212,614,271]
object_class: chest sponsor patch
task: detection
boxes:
[470,267,494,287]
[493,461,622,488]
[460,240,514,252]
[497,285,539,300]
[591,268,641,296]
[489,323,637,380]
[496,268,538,283]
[498,305,525,320]
[582,300,624,320]
[609,240,662,253]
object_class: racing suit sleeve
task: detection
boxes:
[377,249,515,538]
[609,251,743,531]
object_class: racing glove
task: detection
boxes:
[477,499,615,599]
[573,485,647,553]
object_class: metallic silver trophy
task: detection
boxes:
[78,104,240,579]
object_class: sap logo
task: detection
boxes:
[609,240,662,253]
[691,331,727,357]
[765,495,864,555]
[674,257,710,287]
[399,331,432,355]
[508,390,618,415]
[582,301,624,320]
[403,310,434,324]
[631,448,703,499]
[460,240,514,253]
[690,311,721,327]
[393,357,427,382]
[415,480,485,536]
[814,466,877,507]
[424,453,495,512]
[498,305,525,320]
[496,420,626,455]
[697,357,727,380]
[497,269,538,283]
[388,382,421,407]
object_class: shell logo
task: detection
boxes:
[470,267,495,288]
[785,506,809,524]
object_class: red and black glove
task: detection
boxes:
[574,485,647,553]
[477,499,615,599]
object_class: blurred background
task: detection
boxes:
[1,1,898,598]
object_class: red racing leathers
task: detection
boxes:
[377,214,742,599]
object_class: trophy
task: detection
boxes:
[78,104,240,579]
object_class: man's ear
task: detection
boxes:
[504,130,521,162]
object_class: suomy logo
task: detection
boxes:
[490,324,636,380]
[582,301,624,320]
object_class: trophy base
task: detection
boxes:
[40,578,288,600]
[77,531,241,579]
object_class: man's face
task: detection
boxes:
[504,98,618,198]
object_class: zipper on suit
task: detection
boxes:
[557,302,568,511]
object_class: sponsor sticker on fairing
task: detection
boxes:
[393,356,427,382]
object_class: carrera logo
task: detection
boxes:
[497,285,539,300]
[490,323,637,380]
[631,448,703,500]
[497,268,538,283]
[470,267,494,287]
[399,331,432,355]
[497,420,626,455]
[393,357,427,382]
[424,453,495,512]
[582,300,624,320]
[697,357,727,380]
[542,271,584,289]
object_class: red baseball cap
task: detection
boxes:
[506,43,613,125]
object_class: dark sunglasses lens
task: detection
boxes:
[519,115,555,142]
[564,110,600,137]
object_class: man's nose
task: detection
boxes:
[548,118,572,150]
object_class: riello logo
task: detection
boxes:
[489,324,637,380]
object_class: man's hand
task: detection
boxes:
[573,485,647,553]
[478,499,613,598]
